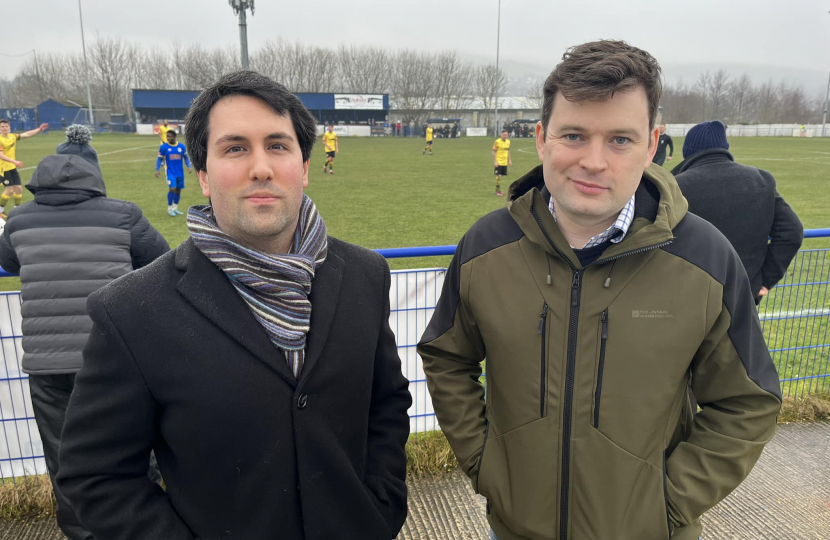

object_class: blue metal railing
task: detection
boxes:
[1,231,829,479]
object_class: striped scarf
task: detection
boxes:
[187,195,328,378]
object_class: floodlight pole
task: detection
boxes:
[229,0,255,69]
[823,69,829,137]
[494,0,501,136]
[77,0,95,126]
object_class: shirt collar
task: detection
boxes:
[548,193,636,249]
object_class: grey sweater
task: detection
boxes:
[0,155,169,374]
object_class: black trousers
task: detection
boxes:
[29,374,95,540]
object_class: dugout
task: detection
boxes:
[301,93,389,126]
[132,90,199,124]
[426,118,461,138]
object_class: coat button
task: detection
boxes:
[297,393,308,409]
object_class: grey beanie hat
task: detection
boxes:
[56,125,100,169]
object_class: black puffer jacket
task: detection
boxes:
[0,155,169,374]
[672,149,803,296]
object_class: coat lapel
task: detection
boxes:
[174,239,297,388]
[299,248,344,384]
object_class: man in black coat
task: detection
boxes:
[672,120,803,304]
[57,70,412,540]
[0,126,169,540]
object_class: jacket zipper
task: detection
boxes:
[538,302,549,418]
[475,420,491,494]
[663,449,672,538]
[531,204,672,540]
[593,309,608,428]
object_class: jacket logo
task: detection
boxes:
[632,310,673,319]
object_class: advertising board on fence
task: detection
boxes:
[466,127,488,137]
[334,94,385,110]
[315,125,373,137]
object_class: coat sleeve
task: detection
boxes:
[761,182,803,290]
[129,203,170,269]
[362,259,413,536]
[0,222,20,275]
[665,246,781,534]
[416,235,488,488]
[57,291,197,540]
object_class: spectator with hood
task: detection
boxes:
[0,124,169,540]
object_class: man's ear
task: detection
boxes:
[197,169,210,198]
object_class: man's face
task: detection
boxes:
[0,123,9,135]
[535,86,658,227]
[197,95,309,254]
[659,124,666,135]
[501,131,508,141]
[163,120,168,127]
[327,126,333,132]
[166,131,176,145]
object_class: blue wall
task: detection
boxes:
[37,100,90,127]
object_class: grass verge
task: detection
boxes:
[0,475,54,520]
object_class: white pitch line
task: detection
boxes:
[99,158,157,165]
[760,308,830,320]
[18,145,159,171]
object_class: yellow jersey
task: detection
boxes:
[159,125,173,142]
[493,138,511,166]
[0,133,21,173]
[323,132,338,152]
[426,128,433,142]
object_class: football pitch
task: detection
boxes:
[2,132,829,290]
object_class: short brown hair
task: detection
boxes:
[541,40,662,132]
[0,119,9,126]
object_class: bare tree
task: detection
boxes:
[475,63,508,129]
[432,51,474,114]
[729,74,752,123]
[337,45,390,93]
[89,36,131,113]
[389,50,436,124]
[525,77,545,109]
[709,69,729,120]
[694,71,711,121]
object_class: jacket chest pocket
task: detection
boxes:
[483,300,551,436]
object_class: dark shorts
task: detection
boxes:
[1,169,21,187]
[426,140,433,146]
[326,151,336,159]
[494,165,508,176]
[167,176,185,190]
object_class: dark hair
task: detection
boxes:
[184,70,317,171]
[166,129,176,138]
[0,120,9,125]
[541,40,662,132]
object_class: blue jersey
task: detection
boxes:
[157,143,191,178]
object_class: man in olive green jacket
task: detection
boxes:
[418,40,781,540]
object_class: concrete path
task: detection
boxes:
[3,422,828,540]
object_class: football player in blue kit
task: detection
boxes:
[155,129,192,216]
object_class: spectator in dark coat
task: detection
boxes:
[0,127,169,540]
[672,120,803,304]
[56,70,411,540]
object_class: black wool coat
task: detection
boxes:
[57,237,412,540]
[672,148,803,295]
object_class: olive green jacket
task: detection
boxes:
[418,165,781,540]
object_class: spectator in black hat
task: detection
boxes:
[672,120,803,304]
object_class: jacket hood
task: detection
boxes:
[506,163,688,264]
[671,148,734,176]
[27,155,107,197]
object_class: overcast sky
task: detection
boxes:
[3,0,829,88]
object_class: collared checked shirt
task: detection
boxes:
[549,193,636,249]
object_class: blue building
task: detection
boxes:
[36,99,92,128]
